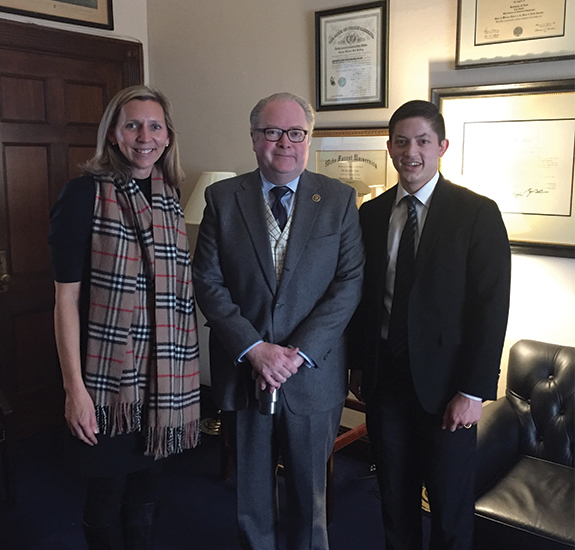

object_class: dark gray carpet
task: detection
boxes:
[0,393,430,549]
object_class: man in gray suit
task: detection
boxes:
[192,92,364,550]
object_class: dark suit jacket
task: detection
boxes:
[193,169,364,415]
[348,175,511,414]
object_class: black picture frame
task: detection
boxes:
[456,0,575,69]
[432,79,575,259]
[315,1,388,111]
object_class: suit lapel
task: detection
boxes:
[235,170,277,293]
[415,176,451,274]
[374,188,395,305]
[277,171,322,294]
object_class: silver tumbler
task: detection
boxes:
[255,381,279,414]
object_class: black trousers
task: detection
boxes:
[83,462,162,527]
[365,343,476,550]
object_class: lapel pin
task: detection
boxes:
[312,194,321,203]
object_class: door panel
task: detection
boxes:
[66,82,106,124]
[68,146,97,179]
[0,19,142,438]
[0,75,46,121]
[5,146,51,273]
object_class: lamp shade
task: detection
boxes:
[184,171,237,224]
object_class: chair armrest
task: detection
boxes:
[475,397,520,497]
[343,396,366,414]
[333,423,367,453]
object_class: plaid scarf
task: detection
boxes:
[85,167,200,459]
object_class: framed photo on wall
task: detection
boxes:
[315,2,389,111]
[432,79,575,258]
[0,0,113,29]
[456,0,575,68]
[307,127,397,207]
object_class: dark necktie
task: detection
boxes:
[270,186,291,231]
[387,195,418,356]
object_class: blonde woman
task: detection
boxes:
[49,85,200,549]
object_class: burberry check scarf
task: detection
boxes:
[85,167,200,458]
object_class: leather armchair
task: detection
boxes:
[474,339,574,550]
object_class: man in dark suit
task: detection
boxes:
[348,100,511,550]
[192,92,364,550]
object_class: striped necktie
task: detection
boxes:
[387,195,418,356]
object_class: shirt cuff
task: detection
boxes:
[237,340,263,363]
[238,341,315,369]
[459,391,481,401]
[296,349,315,369]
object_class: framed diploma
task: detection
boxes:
[315,2,389,111]
[431,79,575,258]
[456,0,575,68]
[306,127,397,207]
[0,0,113,29]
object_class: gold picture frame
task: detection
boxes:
[307,127,397,207]
[0,0,113,30]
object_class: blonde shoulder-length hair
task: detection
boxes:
[83,85,185,187]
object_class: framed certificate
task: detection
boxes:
[432,79,575,258]
[307,127,397,207]
[456,0,575,68]
[315,2,389,111]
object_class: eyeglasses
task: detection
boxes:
[254,127,309,143]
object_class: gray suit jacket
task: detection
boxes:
[193,169,364,415]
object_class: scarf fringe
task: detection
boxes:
[145,419,201,459]
[95,403,201,459]
[95,402,142,436]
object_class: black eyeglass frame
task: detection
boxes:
[253,127,309,143]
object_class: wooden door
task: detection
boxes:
[0,20,142,438]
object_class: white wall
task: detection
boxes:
[0,2,149,77]
[147,0,575,392]
[2,0,569,396]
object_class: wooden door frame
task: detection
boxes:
[0,18,143,252]
[0,19,143,85]
[0,18,143,436]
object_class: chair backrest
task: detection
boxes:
[506,339,574,467]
